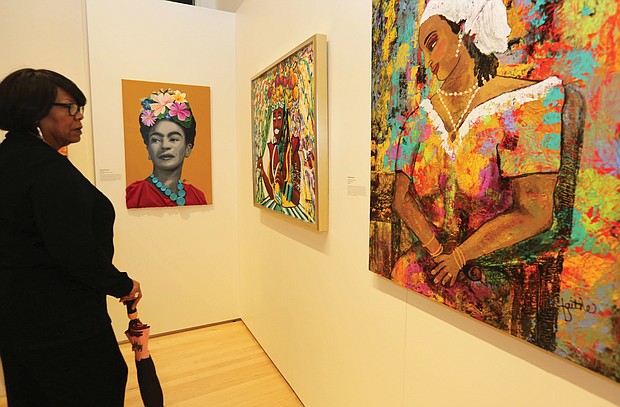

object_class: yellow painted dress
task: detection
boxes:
[392,76,565,328]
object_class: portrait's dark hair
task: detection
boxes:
[0,68,86,133]
[139,117,197,147]
[444,17,499,86]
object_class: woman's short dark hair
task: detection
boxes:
[0,68,86,133]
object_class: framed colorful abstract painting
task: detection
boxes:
[121,79,212,209]
[251,34,329,231]
[370,0,619,381]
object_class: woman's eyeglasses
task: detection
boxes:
[53,103,85,116]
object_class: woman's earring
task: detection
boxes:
[455,33,463,58]
[35,123,43,138]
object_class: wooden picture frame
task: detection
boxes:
[251,34,328,231]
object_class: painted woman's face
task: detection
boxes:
[146,120,192,171]
[419,15,461,81]
[272,107,284,139]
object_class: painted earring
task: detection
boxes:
[455,33,463,58]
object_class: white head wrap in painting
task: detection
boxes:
[420,0,511,55]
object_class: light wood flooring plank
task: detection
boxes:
[0,320,303,407]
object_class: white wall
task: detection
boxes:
[0,0,94,181]
[0,0,239,397]
[85,0,240,338]
[235,1,620,406]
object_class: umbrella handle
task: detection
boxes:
[125,299,137,314]
[125,300,140,321]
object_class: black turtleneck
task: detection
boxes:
[0,131,132,350]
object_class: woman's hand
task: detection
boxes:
[430,254,461,287]
[120,279,142,308]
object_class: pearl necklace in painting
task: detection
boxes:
[150,174,186,206]
[437,83,478,97]
[437,84,480,138]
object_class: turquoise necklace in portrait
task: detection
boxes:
[149,174,186,206]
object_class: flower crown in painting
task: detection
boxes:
[140,89,194,129]
[271,100,285,110]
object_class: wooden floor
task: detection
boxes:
[0,320,303,406]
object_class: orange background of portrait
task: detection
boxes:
[121,79,212,204]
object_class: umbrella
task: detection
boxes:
[125,300,164,407]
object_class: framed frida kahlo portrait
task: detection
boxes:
[121,79,212,209]
[370,0,619,382]
[251,34,328,232]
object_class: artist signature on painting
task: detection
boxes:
[552,296,598,322]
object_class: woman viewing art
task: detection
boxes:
[0,68,143,406]
[126,88,208,209]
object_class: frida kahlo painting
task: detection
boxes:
[122,79,212,209]
[251,34,328,231]
[370,0,619,381]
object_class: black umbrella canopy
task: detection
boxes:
[125,301,164,407]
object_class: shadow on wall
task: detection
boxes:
[192,0,246,13]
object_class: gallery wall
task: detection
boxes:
[84,0,240,337]
[0,0,95,182]
[1,0,240,368]
[235,1,620,406]
[1,0,241,397]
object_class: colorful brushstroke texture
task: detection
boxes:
[252,43,317,224]
[370,0,619,381]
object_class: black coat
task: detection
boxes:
[0,131,133,350]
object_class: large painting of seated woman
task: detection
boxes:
[122,80,212,209]
[370,0,619,382]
